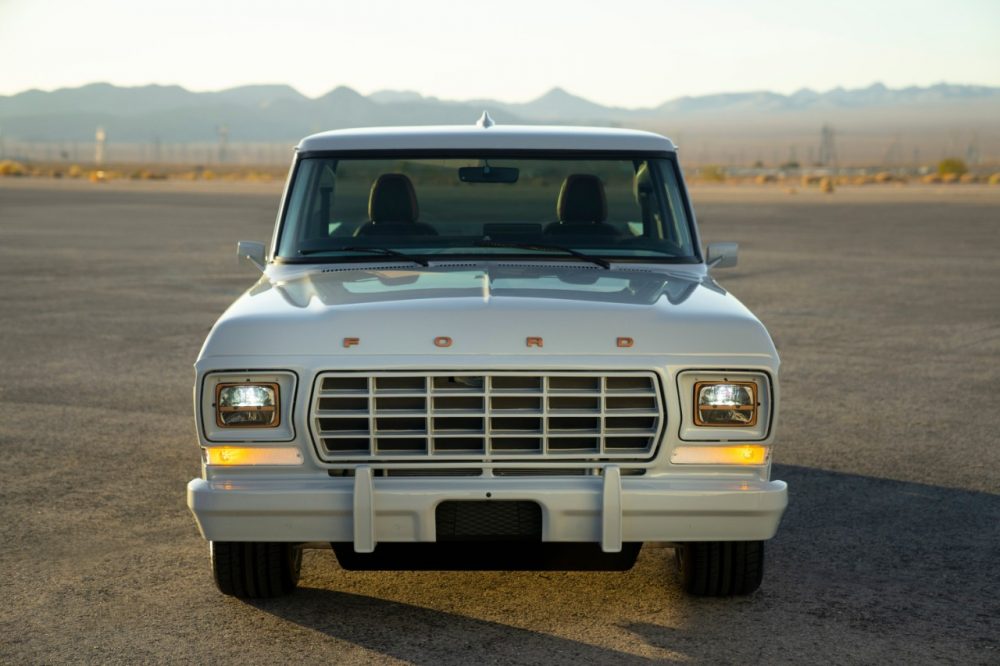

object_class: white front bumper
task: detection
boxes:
[188,467,787,552]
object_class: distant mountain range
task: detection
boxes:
[2,82,998,165]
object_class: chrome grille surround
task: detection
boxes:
[309,371,665,463]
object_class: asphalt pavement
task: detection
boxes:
[1,179,997,664]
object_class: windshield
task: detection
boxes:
[275,154,698,264]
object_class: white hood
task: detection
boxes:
[198,264,776,359]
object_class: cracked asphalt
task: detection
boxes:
[1,179,997,664]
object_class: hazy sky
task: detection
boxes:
[1,0,998,106]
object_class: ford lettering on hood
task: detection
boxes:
[200,265,777,359]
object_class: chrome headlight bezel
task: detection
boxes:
[693,381,758,427]
[215,382,280,428]
[677,370,772,441]
[200,371,297,443]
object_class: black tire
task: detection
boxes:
[676,541,764,596]
[210,542,302,598]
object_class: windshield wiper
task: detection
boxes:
[297,246,430,267]
[473,240,611,269]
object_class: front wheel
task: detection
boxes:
[675,541,764,596]
[210,542,302,598]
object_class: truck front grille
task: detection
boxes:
[310,371,664,462]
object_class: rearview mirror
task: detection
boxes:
[237,240,267,271]
[706,242,738,268]
[459,166,519,183]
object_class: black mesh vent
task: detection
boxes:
[436,501,542,542]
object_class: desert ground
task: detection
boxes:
[1,179,997,664]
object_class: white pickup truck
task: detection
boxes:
[187,118,787,598]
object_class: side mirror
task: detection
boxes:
[706,242,738,268]
[237,240,267,272]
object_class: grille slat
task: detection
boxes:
[312,371,664,462]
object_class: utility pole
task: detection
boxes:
[883,135,902,166]
[818,124,837,167]
[95,126,107,165]
[966,134,980,166]
[217,125,229,164]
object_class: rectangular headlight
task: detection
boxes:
[215,382,279,427]
[694,381,757,427]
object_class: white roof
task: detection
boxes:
[297,124,676,153]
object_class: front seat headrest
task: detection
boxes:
[557,174,607,224]
[633,164,653,202]
[368,173,418,223]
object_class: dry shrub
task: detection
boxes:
[989,173,1000,185]
[800,174,820,187]
[68,164,83,178]
[941,173,960,184]
[89,170,108,183]
[819,177,834,193]
[201,170,217,181]
[0,160,27,176]
[921,173,942,184]
[938,158,968,176]
[874,172,894,183]
[959,173,978,184]
[699,165,726,183]
[853,176,873,186]
[754,174,776,185]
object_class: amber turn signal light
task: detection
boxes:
[203,446,303,466]
[671,445,769,465]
